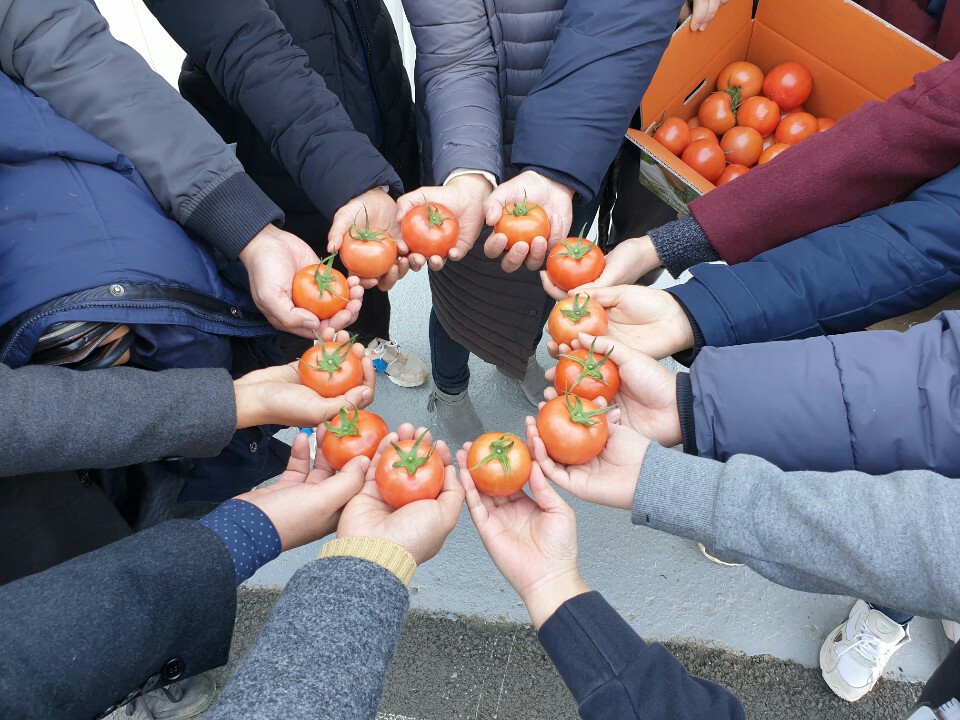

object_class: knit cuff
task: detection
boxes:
[668,292,706,367]
[648,215,720,278]
[182,172,285,259]
[676,372,698,455]
[318,537,417,586]
[522,165,593,205]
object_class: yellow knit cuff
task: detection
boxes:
[317,537,417,587]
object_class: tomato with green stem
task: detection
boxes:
[298,338,364,398]
[341,210,398,279]
[401,201,459,257]
[466,432,532,497]
[547,293,609,347]
[697,88,740,136]
[545,224,606,292]
[716,60,764,99]
[494,193,550,249]
[554,338,621,403]
[536,392,615,465]
[375,429,445,508]
[292,254,349,320]
[321,406,389,470]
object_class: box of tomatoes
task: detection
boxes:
[628,0,944,213]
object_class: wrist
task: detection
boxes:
[319,536,417,586]
[238,223,279,265]
[667,294,696,351]
[520,571,591,629]
[233,382,263,429]
[448,172,494,199]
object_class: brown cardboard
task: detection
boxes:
[628,0,945,213]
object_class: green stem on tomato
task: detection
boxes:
[561,338,614,391]
[554,223,596,261]
[298,337,356,380]
[313,253,349,301]
[324,404,361,438]
[390,429,435,476]
[563,391,616,428]
[506,190,540,217]
[349,206,391,243]
[469,435,517,479]
[560,293,593,325]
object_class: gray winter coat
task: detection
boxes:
[0,0,281,257]
[404,0,678,376]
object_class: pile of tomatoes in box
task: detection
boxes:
[284,199,620,508]
[652,60,833,186]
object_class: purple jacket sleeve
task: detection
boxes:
[691,311,960,475]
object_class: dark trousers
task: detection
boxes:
[870,603,914,626]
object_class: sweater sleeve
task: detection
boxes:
[690,312,960,476]
[538,591,745,720]
[0,0,282,258]
[686,56,960,265]
[669,162,960,350]
[510,0,680,203]
[0,363,236,477]
[145,0,402,220]
[206,556,409,720]
[633,443,960,623]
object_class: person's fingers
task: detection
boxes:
[358,277,379,290]
[327,209,353,253]
[484,196,506,227]
[433,439,453,467]
[277,432,312,484]
[407,253,428,272]
[483,233,509,259]
[548,213,564,246]
[527,461,571,514]
[544,366,557,383]
[436,464,466,528]
[524,237,549,271]
[457,449,491,526]
[316,456,369,506]
[427,255,447,272]
[546,339,561,359]
[396,192,423,220]
[395,424,416,442]
[540,271,569,301]
[542,386,559,402]
[448,235,473,262]
[500,242,529,273]
[341,384,374,413]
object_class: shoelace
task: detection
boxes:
[838,627,894,666]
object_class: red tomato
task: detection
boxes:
[817,117,837,132]
[400,202,459,257]
[687,116,701,129]
[375,430,445,509]
[688,126,719,145]
[720,126,763,167]
[716,61,764,99]
[762,62,813,109]
[554,339,621,403]
[775,112,818,145]
[291,255,350,320]
[341,214,398,279]
[321,407,389,470]
[545,227,605,292]
[547,294,609,347]
[715,164,750,186]
[736,95,780,137]
[697,90,738,135]
[757,143,790,165]
[466,432,532,497]
[494,195,550,249]
[536,393,613,466]
[681,139,726,182]
[298,339,364,398]
[652,116,691,156]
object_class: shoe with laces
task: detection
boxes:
[427,387,485,449]
[115,672,215,720]
[944,619,960,643]
[366,338,428,388]
[820,600,911,702]
[498,356,550,408]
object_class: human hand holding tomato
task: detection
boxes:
[465,433,532,497]
[290,254,365,333]
[320,406,389,470]
[337,424,464,565]
[397,173,492,271]
[568,235,661,292]
[484,170,575,273]
[238,432,367,551]
[458,451,589,629]
[296,328,376,401]
[540,226,606,301]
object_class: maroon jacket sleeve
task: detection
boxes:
[689,55,960,265]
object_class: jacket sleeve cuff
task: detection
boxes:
[182,171,285,259]
[444,168,499,189]
[522,165,593,205]
[318,537,417,586]
[668,293,707,367]
[648,215,720,278]
[676,372,698,455]
[632,442,723,547]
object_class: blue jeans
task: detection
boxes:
[430,186,606,394]
[870,603,914,626]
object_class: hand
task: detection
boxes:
[327,188,409,291]
[483,170,575,273]
[459,452,589,628]
[238,432,366,550]
[397,173,494,271]
[690,0,731,31]
[544,335,681,446]
[525,415,647,512]
[239,224,325,338]
[337,424,465,564]
[233,328,376,429]
[539,235,661,301]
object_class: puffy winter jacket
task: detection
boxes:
[671,162,960,353]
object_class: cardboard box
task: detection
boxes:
[628,0,945,213]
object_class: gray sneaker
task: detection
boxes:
[366,338,429,388]
[499,355,550,408]
[427,387,485,449]
[115,672,215,720]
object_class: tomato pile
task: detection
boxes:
[652,60,833,186]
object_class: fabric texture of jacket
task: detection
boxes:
[670,162,960,353]
[406,0,679,376]
[147,0,417,228]
[0,0,283,259]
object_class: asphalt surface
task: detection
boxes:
[201,587,924,720]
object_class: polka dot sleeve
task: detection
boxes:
[199,499,282,585]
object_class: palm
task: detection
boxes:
[613,357,680,444]
[338,481,449,556]
[592,287,691,360]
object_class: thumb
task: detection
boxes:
[484,192,505,226]
[315,456,369,505]
[527,462,571,515]
[572,284,624,309]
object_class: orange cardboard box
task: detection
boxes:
[629,0,944,212]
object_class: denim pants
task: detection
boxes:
[870,603,914,626]
[430,189,606,394]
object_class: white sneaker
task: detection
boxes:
[943,620,960,643]
[820,600,911,702]
[366,338,428,388]
[113,672,215,719]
